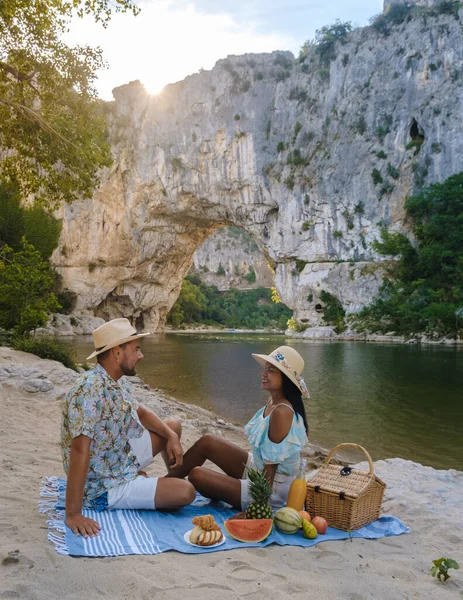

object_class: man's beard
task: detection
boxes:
[120,361,137,377]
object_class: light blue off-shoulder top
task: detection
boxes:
[244,404,308,476]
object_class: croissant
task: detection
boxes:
[196,529,223,546]
[192,515,217,531]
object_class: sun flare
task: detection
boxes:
[144,80,165,96]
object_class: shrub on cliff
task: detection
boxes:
[371,4,414,34]
[371,2,461,36]
[320,291,347,334]
[12,336,78,371]
[353,173,463,337]
[299,20,352,64]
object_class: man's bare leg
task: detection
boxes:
[147,418,183,470]
[144,418,196,509]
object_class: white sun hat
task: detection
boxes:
[86,318,150,360]
[252,345,310,398]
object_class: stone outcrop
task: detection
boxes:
[189,226,273,290]
[36,314,106,337]
[53,0,463,330]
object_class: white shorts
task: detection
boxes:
[107,429,158,510]
[240,453,295,512]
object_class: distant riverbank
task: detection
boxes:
[33,313,463,346]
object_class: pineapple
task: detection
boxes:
[245,467,273,519]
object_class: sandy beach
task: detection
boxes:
[0,346,462,600]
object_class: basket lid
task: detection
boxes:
[306,464,385,499]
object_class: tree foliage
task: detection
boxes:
[370,2,461,35]
[355,173,463,337]
[0,182,61,258]
[167,276,292,330]
[0,182,78,317]
[370,4,414,34]
[300,20,352,64]
[0,0,138,208]
[320,290,346,334]
[0,180,24,249]
[0,239,60,334]
[23,205,62,259]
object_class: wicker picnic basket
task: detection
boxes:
[305,443,386,531]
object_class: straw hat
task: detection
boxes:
[86,318,150,360]
[252,345,310,398]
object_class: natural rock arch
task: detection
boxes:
[54,59,287,331]
[53,6,463,330]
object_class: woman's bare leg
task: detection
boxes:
[188,467,242,508]
[166,434,249,480]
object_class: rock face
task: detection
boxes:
[36,314,106,337]
[53,0,463,330]
[189,226,273,290]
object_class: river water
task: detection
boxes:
[69,333,463,471]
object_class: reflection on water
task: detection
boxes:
[70,333,463,471]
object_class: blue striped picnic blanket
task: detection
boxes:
[39,477,410,557]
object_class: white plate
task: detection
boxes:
[184,529,226,548]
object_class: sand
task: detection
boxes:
[0,346,462,600]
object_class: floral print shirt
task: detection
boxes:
[61,364,144,501]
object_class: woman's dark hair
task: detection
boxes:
[282,374,309,434]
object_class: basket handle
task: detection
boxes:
[325,443,375,476]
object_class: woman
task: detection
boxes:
[168,346,309,511]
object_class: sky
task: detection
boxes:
[67,0,384,100]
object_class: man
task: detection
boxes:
[61,318,195,538]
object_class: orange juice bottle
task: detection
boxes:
[286,459,307,511]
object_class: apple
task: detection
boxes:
[298,510,311,522]
[312,516,328,534]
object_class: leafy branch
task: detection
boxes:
[0,0,140,207]
[430,557,460,582]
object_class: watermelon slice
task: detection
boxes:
[224,518,273,543]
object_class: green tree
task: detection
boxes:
[0,0,138,208]
[0,181,24,249]
[0,239,60,334]
[355,173,463,337]
[300,20,352,64]
[0,180,62,258]
[24,205,62,259]
[167,276,292,330]
[168,278,207,325]
[167,302,184,329]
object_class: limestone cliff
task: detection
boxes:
[53,0,463,330]
[189,226,273,290]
